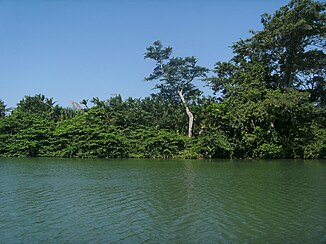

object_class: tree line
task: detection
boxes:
[0,0,325,159]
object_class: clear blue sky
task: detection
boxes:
[0,0,289,108]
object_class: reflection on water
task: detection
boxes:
[0,158,325,243]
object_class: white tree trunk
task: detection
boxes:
[178,89,194,138]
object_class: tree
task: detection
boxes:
[13,94,68,121]
[207,45,326,159]
[0,100,5,118]
[211,0,325,106]
[15,94,56,113]
[80,99,89,109]
[145,41,208,137]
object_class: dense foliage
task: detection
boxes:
[0,0,325,159]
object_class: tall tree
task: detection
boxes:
[145,41,208,137]
[210,0,325,106]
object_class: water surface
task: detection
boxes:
[0,158,325,243]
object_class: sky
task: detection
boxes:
[0,0,289,108]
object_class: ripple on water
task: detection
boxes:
[0,158,325,243]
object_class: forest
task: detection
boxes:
[0,0,325,159]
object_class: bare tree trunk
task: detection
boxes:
[178,89,193,138]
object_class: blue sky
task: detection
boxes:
[0,0,289,108]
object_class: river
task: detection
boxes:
[0,158,325,243]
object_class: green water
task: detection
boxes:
[0,158,325,243]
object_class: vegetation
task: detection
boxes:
[144,41,208,137]
[0,0,325,159]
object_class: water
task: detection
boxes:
[0,158,325,243]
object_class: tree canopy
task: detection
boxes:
[0,0,325,159]
[209,0,325,106]
[0,100,5,118]
[145,41,208,137]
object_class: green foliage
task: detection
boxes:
[253,143,284,159]
[0,99,5,118]
[0,1,324,159]
[304,122,326,159]
[16,94,55,113]
[204,0,325,158]
[49,107,128,158]
[145,41,208,102]
[125,128,188,158]
[145,41,208,137]
[212,86,324,159]
[194,132,233,159]
[236,0,325,89]
[0,88,324,159]
[0,112,55,157]
[209,0,325,106]
[0,95,189,159]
